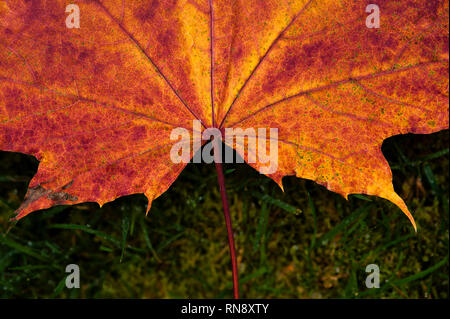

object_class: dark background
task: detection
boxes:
[0,130,448,298]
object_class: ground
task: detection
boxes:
[0,130,448,298]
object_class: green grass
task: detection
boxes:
[0,131,448,298]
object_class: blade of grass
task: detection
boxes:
[391,148,449,170]
[48,224,120,246]
[358,255,449,297]
[51,277,67,298]
[140,219,161,262]
[423,164,449,230]
[350,194,372,202]
[253,192,301,215]
[120,211,130,262]
[307,190,317,250]
[0,236,49,262]
[317,204,370,247]
[215,266,269,298]
[393,255,449,287]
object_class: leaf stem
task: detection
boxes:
[213,139,239,299]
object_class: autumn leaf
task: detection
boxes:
[0,0,449,297]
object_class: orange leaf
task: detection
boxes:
[1,0,448,232]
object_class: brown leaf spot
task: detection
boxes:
[47,191,78,202]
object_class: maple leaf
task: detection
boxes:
[0,0,449,298]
